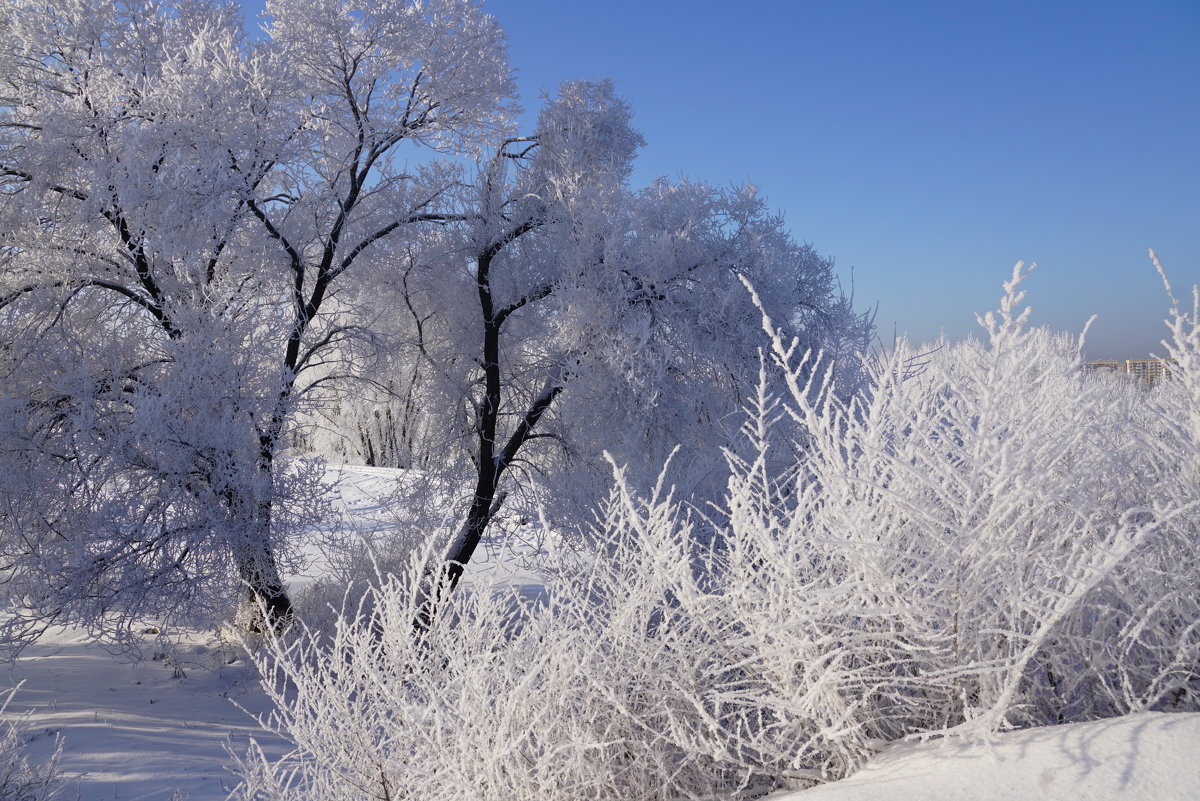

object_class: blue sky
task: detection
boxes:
[486,0,1199,358]
[250,0,1200,357]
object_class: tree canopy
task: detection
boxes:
[0,0,871,648]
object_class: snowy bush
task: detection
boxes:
[743,262,1199,735]
[234,263,1199,799]
[1081,252,1200,714]
[0,687,64,801]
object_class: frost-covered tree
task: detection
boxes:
[0,0,869,646]
[321,80,872,610]
[234,263,1198,800]
[0,0,515,643]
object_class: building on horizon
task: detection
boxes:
[1083,360,1122,375]
[1084,358,1175,386]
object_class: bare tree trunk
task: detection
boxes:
[414,466,501,632]
[235,535,292,633]
[237,435,292,633]
[413,379,560,633]
[413,209,555,633]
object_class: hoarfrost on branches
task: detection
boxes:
[306,78,872,609]
[234,262,1199,799]
[0,0,517,645]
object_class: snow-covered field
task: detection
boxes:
[5,466,1199,799]
[5,624,286,800]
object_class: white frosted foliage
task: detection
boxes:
[234,263,1200,799]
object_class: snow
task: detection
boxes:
[312,464,554,593]
[778,712,1200,801]
[4,624,287,800]
[4,466,1198,799]
[2,465,550,799]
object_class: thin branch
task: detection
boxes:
[0,165,88,201]
[335,212,461,277]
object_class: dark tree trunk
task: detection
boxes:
[237,433,293,633]
[236,536,293,633]
[413,222,558,633]
[413,471,497,633]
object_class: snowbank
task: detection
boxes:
[779,712,1200,801]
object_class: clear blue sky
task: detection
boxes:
[250,0,1200,358]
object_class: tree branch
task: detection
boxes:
[495,282,555,327]
[0,165,88,201]
[496,380,563,472]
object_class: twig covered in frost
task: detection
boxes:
[233,259,1200,799]
[0,685,65,801]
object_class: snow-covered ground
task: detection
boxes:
[4,624,286,800]
[4,466,1199,799]
[778,712,1200,801]
[2,465,551,799]
[298,464,553,593]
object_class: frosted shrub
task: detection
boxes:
[234,263,1199,799]
[750,263,1197,735]
[233,499,775,801]
[0,687,64,801]
[1079,252,1200,713]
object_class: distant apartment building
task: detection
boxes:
[1084,360,1122,375]
[1124,358,1174,384]
[1084,358,1175,385]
